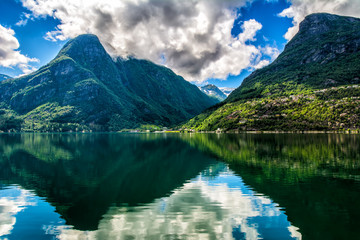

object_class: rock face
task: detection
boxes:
[199,84,227,101]
[183,13,360,131]
[227,13,360,102]
[0,34,217,130]
[288,13,360,65]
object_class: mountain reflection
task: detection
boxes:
[179,133,360,240]
[0,133,216,230]
[0,133,359,239]
[0,166,300,240]
[48,166,300,240]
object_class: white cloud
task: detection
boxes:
[260,45,280,60]
[20,0,274,83]
[280,0,360,40]
[254,59,270,69]
[0,24,39,74]
[16,13,33,27]
[15,19,28,27]
[0,188,36,238]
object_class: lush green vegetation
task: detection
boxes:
[184,13,360,131]
[0,34,217,132]
[0,109,23,131]
[183,85,360,131]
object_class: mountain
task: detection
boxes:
[0,34,217,131]
[199,84,227,101]
[183,13,360,131]
[0,74,11,81]
[219,87,235,97]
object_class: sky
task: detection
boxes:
[0,0,360,88]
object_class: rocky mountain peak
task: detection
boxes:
[274,13,360,67]
[57,34,109,65]
[289,13,360,46]
[299,13,360,33]
[298,13,337,35]
[200,84,227,101]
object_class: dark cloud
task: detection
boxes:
[21,0,274,82]
[167,45,222,75]
[94,9,114,31]
[0,48,9,59]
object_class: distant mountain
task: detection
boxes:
[0,34,217,131]
[0,74,11,81]
[199,84,227,101]
[219,87,235,97]
[183,13,360,131]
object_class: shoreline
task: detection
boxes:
[0,130,359,134]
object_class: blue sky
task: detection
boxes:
[208,0,293,88]
[0,0,359,88]
[0,0,64,76]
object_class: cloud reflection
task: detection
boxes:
[50,165,301,239]
[0,186,36,238]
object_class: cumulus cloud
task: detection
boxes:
[253,59,270,69]
[0,187,36,238]
[280,0,360,40]
[260,45,280,60]
[0,24,39,74]
[20,0,275,82]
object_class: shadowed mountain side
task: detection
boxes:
[0,133,216,230]
[179,133,360,240]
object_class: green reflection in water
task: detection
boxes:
[0,133,359,240]
[0,133,216,230]
[180,133,360,240]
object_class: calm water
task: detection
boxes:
[0,133,359,240]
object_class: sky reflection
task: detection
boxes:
[0,163,301,240]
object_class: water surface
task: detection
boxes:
[0,133,359,239]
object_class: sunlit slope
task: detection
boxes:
[183,13,360,131]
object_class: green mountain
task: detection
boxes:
[0,74,11,81]
[184,13,360,131]
[199,84,227,101]
[0,34,217,131]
